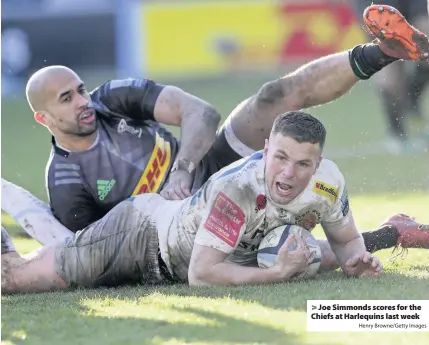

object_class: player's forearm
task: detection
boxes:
[330,236,366,275]
[176,104,221,168]
[188,262,286,286]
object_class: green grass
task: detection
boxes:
[2,196,429,345]
[2,71,429,344]
[2,193,428,345]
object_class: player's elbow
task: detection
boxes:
[188,260,214,286]
[178,89,221,127]
[188,262,212,286]
[186,102,221,131]
[188,245,228,286]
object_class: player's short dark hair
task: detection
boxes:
[271,111,326,150]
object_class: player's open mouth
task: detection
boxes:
[79,110,95,124]
[276,182,292,196]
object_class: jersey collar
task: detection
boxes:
[51,130,100,157]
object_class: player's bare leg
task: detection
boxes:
[1,178,73,245]
[226,51,360,151]
[1,227,67,294]
[2,248,67,294]
[225,5,429,152]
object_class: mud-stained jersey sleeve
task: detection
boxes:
[194,185,253,255]
[320,169,351,227]
[90,78,165,121]
[48,183,103,233]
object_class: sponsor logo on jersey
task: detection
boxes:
[204,192,245,248]
[255,194,267,212]
[117,119,143,138]
[132,132,171,195]
[313,180,338,203]
[295,209,321,231]
[97,179,116,200]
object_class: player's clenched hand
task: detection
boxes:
[343,252,382,278]
[276,234,315,280]
[160,170,192,200]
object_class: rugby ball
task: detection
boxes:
[257,224,322,280]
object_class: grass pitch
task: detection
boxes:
[2,193,428,345]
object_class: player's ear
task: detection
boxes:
[34,112,48,127]
[315,155,322,172]
[263,139,269,160]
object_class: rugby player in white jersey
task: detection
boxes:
[3,111,429,293]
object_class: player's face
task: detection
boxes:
[263,134,322,205]
[43,73,97,137]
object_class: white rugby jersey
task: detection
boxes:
[159,151,351,281]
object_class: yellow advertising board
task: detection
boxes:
[141,1,284,75]
[141,1,366,76]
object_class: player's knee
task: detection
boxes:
[203,104,221,128]
[1,253,23,294]
[255,80,285,108]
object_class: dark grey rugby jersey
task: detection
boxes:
[46,79,180,232]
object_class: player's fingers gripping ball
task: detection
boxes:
[257,225,322,280]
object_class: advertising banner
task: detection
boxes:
[141,1,366,76]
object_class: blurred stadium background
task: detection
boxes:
[2,0,428,202]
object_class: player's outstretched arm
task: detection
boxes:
[323,212,382,278]
[188,234,311,286]
[188,244,282,286]
[188,188,311,286]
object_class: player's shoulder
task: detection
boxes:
[212,151,264,186]
[90,78,151,98]
[314,158,344,184]
[202,151,264,209]
[306,158,345,204]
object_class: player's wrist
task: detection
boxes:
[268,265,293,282]
[171,158,195,174]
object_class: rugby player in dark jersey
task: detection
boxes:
[2,4,429,249]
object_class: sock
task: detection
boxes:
[379,89,407,138]
[349,44,398,80]
[362,225,399,253]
